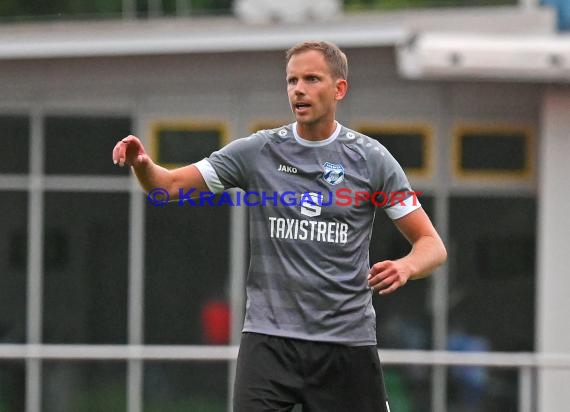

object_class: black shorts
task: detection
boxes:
[233,332,391,412]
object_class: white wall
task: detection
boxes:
[537,87,570,412]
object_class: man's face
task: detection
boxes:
[286,50,346,130]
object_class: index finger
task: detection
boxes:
[112,139,129,166]
[369,260,390,277]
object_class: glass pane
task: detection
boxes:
[384,365,431,412]
[144,201,230,345]
[44,116,131,176]
[43,192,129,344]
[460,131,528,172]
[43,362,126,412]
[371,196,434,351]
[0,192,27,343]
[0,115,29,174]
[447,367,518,412]
[143,362,228,412]
[448,196,536,412]
[0,361,25,412]
[448,196,536,351]
[154,127,222,166]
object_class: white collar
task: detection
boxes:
[292,121,341,147]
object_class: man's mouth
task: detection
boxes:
[294,102,311,112]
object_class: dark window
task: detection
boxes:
[143,362,228,411]
[42,362,126,412]
[361,128,427,171]
[0,361,25,411]
[42,192,129,344]
[0,116,29,174]
[144,200,230,345]
[44,116,131,175]
[447,196,536,411]
[153,125,224,166]
[448,196,535,351]
[476,236,535,279]
[0,192,28,344]
[458,129,529,173]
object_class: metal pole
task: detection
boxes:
[227,191,247,412]
[26,108,44,412]
[127,114,147,412]
[431,85,452,412]
[519,366,534,412]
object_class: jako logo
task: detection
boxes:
[278,164,297,174]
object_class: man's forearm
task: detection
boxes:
[402,235,447,280]
[132,160,174,194]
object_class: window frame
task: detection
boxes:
[452,124,535,181]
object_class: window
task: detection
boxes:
[0,116,29,174]
[42,192,129,344]
[144,200,230,345]
[42,362,126,411]
[448,195,536,411]
[143,362,228,411]
[454,125,533,179]
[44,116,131,176]
[0,361,25,411]
[150,122,226,167]
[0,192,28,344]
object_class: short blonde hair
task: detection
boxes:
[286,41,348,80]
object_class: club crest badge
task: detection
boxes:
[322,162,345,185]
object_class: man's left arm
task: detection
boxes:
[368,207,447,295]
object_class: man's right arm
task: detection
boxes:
[112,134,210,199]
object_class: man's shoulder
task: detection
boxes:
[251,123,294,141]
[338,125,388,161]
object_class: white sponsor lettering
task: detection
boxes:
[277,164,298,174]
[300,192,322,217]
[268,217,348,244]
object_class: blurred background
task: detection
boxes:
[1,0,569,411]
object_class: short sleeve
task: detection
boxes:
[199,132,267,191]
[370,144,421,220]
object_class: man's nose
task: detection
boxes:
[294,82,305,95]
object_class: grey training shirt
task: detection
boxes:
[195,122,420,346]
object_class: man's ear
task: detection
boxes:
[335,79,348,101]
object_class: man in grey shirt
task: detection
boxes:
[113,40,447,412]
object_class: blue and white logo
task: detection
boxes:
[322,162,345,185]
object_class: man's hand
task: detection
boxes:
[112,135,149,167]
[368,260,412,295]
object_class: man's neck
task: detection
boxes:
[296,120,337,141]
